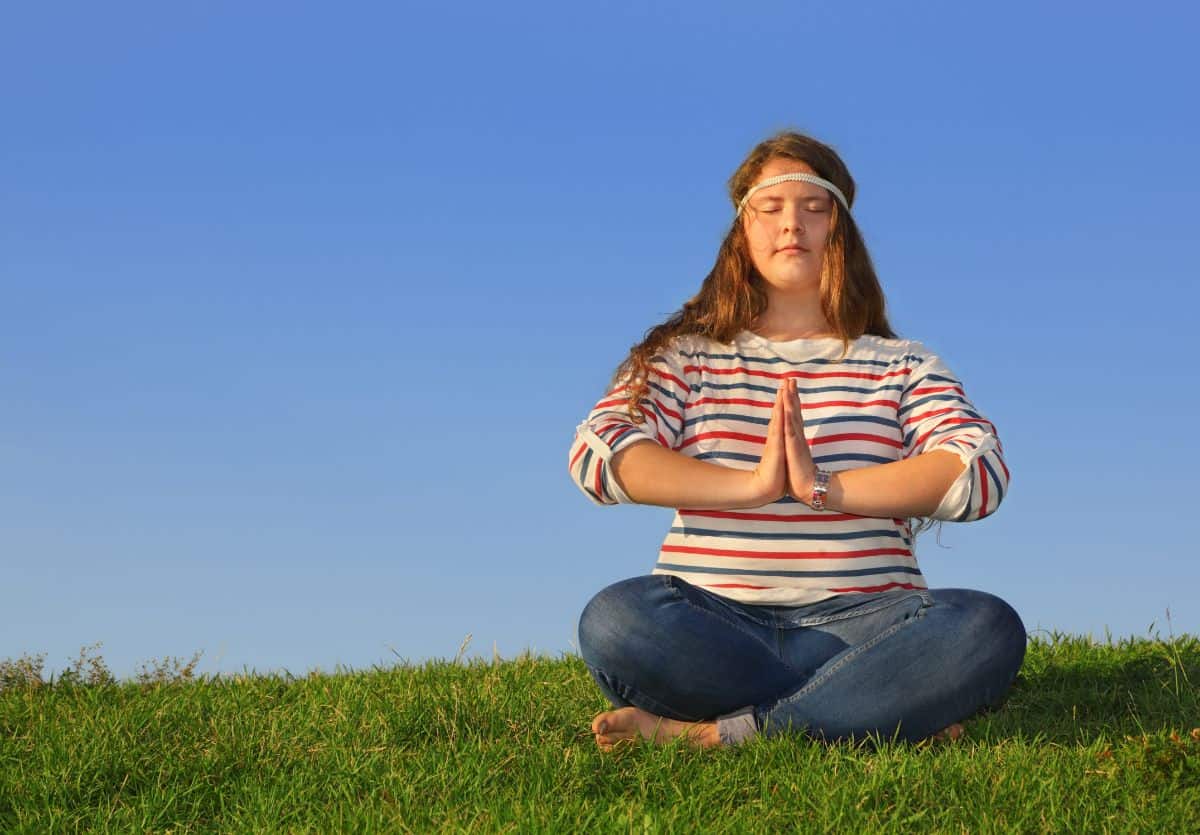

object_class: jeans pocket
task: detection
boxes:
[663,574,777,628]
[797,590,932,648]
[789,588,929,628]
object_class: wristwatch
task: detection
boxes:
[810,468,831,511]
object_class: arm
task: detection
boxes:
[608,439,767,510]
[567,339,700,506]
[897,347,1009,521]
[798,347,1008,521]
[605,393,971,515]
[818,449,967,517]
[570,351,788,509]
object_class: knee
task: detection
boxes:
[577,575,661,668]
[936,588,1028,675]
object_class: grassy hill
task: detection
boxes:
[2,633,1197,832]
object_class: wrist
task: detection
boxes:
[808,468,831,511]
[740,468,781,508]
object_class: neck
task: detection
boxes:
[751,290,833,340]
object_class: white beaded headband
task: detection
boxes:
[736,172,850,216]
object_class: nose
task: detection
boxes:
[782,206,806,235]
[783,216,805,235]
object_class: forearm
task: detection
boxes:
[610,440,761,510]
[821,450,967,518]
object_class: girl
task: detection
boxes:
[567,130,1025,750]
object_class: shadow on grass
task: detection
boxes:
[970,633,1200,745]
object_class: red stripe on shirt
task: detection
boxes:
[691,395,899,411]
[805,398,900,410]
[569,442,586,470]
[701,582,774,590]
[680,430,762,448]
[680,430,902,449]
[690,395,772,409]
[811,432,904,449]
[978,457,989,515]
[688,364,912,383]
[902,406,962,428]
[594,396,682,424]
[910,384,965,397]
[648,367,690,394]
[678,509,867,522]
[606,368,691,396]
[660,545,913,560]
[826,581,925,593]
[911,418,991,450]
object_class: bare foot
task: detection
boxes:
[929,722,964,743]
[591,706,721,751]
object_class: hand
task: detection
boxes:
[782,378,818,504]
[745,382,788,505]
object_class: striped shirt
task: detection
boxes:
[567,329,1009,606]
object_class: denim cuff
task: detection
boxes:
[716,706,758,746]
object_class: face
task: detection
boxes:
[739,158,834,295]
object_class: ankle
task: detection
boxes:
[697,722,722,747]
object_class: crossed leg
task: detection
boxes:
[578,576,1022,750]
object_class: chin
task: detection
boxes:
[765,274,820,290]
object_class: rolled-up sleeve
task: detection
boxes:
[899,346,1010,521]
[567,340,694,506]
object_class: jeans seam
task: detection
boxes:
[785,610,921,701]
[587,661,708,722]
[663,576,799,671]
[662,575,773,635]
[662,575,779,627]
[788,591,931,627]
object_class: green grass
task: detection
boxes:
[2,633,1198,833]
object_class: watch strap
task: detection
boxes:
[810,468,831,511]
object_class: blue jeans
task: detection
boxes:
[577,574,1026,745]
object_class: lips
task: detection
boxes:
[777,245,810,253]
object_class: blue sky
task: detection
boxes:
[4,1,1198,679]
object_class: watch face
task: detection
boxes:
[811,474,828,510]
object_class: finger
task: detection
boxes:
[782,382,800,437]
[770,384,785,426]
[766,390,785,454]
[784,410,811,465]
[786,408,809,454]
[775,393,790,448]
[789,379,805,423]
[787,382,805,433]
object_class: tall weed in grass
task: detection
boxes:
[1,634,1197,832]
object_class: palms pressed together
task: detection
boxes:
[756,376,819,506]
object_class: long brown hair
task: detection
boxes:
[611,130,897,423]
